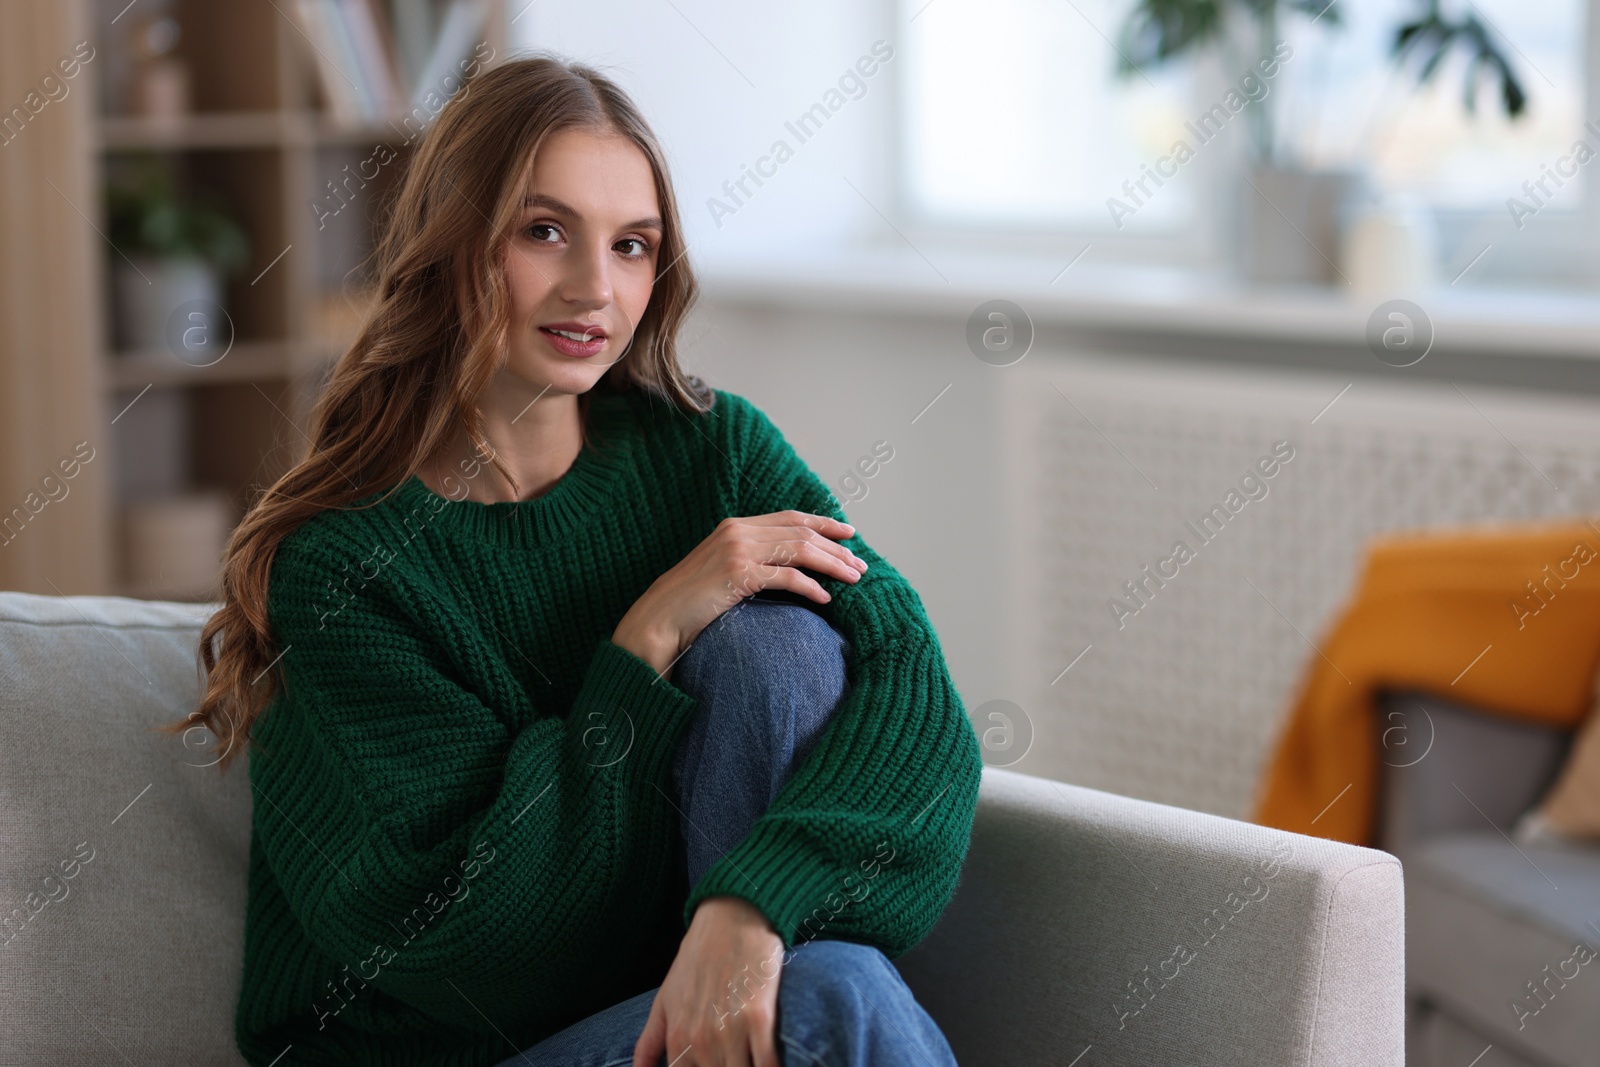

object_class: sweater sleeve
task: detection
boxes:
[679,391,984,957]
[251,528,701,1032]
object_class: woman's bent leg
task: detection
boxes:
[669,595,958,1064]
[498,596,958,1066]
[496,597,851,1067]
[670,594,851,890]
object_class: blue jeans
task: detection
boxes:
[495,594,958,1066]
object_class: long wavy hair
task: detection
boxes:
[158,55,713,774]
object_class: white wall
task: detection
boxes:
[508,0,898,259]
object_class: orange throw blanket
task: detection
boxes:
[1251,520,1600,846]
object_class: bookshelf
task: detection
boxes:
[87,0,507,599]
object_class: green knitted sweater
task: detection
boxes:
[232,385,982,1066]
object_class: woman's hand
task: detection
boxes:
[611,511,867,680]
[632,896,787,1067]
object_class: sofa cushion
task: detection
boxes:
[1417,1000,1547,1067]
[0,592,248,1065]
[1407,829,1600,1066]
[1377,690,1573,865]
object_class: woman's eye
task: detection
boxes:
[616,237,650,257]
[525,223,561,244]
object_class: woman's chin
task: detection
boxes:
[502,354,610,396]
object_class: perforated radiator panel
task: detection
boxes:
[1001,352,1600,821]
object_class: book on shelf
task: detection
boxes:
[292,0,493,125]
[411,0,492,104]
[342,0,406,118]
[293,0,366,121]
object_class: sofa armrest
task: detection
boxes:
[1375,689,1573,863]
[891,767,1404,1067]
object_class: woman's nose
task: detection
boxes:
[559,244,613,308]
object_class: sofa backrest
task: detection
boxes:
[0,591,249,1065]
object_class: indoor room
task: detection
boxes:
[3,1,1598,1064]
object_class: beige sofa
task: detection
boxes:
[0,590,1406,1065]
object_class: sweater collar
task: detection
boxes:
[393,389,636,547]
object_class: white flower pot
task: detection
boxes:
[113,254,221,357]
[1239,167,1363,286]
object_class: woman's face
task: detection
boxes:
[498,126,662,400]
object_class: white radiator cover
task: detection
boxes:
[998,351,1600,821]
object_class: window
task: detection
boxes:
[900,0,1194,233]
[1278,0,1585,212]
[899,0,1594,283]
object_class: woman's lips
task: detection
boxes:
[538,325,606,358]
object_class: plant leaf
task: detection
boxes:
[1285,0,1341,27]
[1116,0,1225,73]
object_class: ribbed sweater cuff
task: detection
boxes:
[682,822,855,951]
[578,637,700,787]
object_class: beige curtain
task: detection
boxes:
[0,0,112,594]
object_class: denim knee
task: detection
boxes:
[776,939,955,1066]
[676,597,849,704]
[782,938,893,993]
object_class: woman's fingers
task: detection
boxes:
[615,510,872,671]
[737,559,834,605]
[729,519,869,578]
[632,996,667,1067]
[708,516,873,608]
[717,540,862,607]
[721,511,861,565]
[755,535,866,585]
[747,1002,781,1067]
[725,509,855,539]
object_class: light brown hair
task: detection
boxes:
[159,55,712,773]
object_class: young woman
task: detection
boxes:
[170,56,982,1067]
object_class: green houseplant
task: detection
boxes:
[1117,0,1340,166]
[106,153,250,358]
[1117,0,1527,164]
[1114,0,1528,284]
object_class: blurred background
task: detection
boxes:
[5,2,1600,1061]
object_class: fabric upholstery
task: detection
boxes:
[1376,690,1573,865]
[0,590,1406,1064]
[0,591,249,1065]
[894,768,1405,1066]
[1376,690,1600,1067]
[1406,831,1600,1066]
[1415,1002,1546,1067]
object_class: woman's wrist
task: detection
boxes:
[693,895,781,940]
[611,611,679,679]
